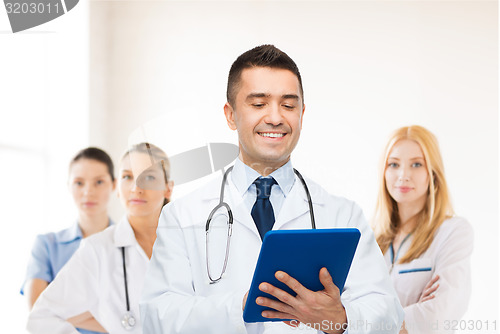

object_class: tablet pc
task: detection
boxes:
[243,228,360,323]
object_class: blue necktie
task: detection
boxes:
[251,177,277,240]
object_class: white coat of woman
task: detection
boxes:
[372,125,473,334]
[27,142,173,334]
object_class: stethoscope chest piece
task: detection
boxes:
[121,311,136,330]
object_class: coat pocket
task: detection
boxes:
[393,258,434,305]
[399,267,432,274]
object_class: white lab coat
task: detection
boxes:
[385,217,473,333]
[141,172,404,333]
[27,217,149,334]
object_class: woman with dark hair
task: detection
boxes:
[27,143,173,334]
[22,147,116,334]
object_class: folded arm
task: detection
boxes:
[403,220,473,333]
[27,240,103,334]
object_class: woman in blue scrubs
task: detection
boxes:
[21,147,116,333]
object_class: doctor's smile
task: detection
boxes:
[257,131,286,139]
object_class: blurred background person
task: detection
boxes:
[372,125,473,333]
[27,143,173,334]
[21,147,116,334]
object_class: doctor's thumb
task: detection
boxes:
[320,268,338,293]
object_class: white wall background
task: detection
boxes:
[0,1,89,332]
[0,0,497,332]
[89,0,498,330]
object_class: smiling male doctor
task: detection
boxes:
[140,45,403,333]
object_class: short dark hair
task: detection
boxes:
[70,147,115,181]
[226,44,304,106]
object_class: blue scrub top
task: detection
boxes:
[22,220,112,334]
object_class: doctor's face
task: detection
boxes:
[224,67,305,175]
[118,152,172,219]
[69,158,115,217]
[385,139,430,211]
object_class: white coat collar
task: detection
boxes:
[273,175,325,230]
[198,165,325,237]
[113,216,137,248]
[231,158,295,198]
[199,161,324,204]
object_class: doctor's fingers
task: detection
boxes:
[419,294,436,303]
[259,282,301,309]
[418,275,440,302]
[319,267,341,296]
[257,295,297,318]
[426,275,440,288]
[242,291,249,311]
[261,307,297,321]
[419,283,439,303]
[258,281,331,321]
[274,271,310,297]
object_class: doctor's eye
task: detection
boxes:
[412,162,423,168]
[387,162,399,168]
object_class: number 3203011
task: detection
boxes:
[444,320,496,331]
[5,2,62,14]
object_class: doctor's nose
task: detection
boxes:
[83,184,93,195]
[265,103,284,126]
[131,182,144,193]
[398,168,410,182]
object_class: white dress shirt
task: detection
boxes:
[384,217,473,333]
[141,160,403,333]
[27,217,149,334]
[231,158,295,217]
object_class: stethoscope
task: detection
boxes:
[120,247,136,330]
[205,165,316,284]
[388,233,412,274]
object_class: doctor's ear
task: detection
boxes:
[164,180,174,201]
[300,104,305,129]
[224,102,237,131]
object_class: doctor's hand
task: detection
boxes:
[242,291,249,311]
[257,268,347,334]
[419,275,440,303]
[68,311,107,333]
